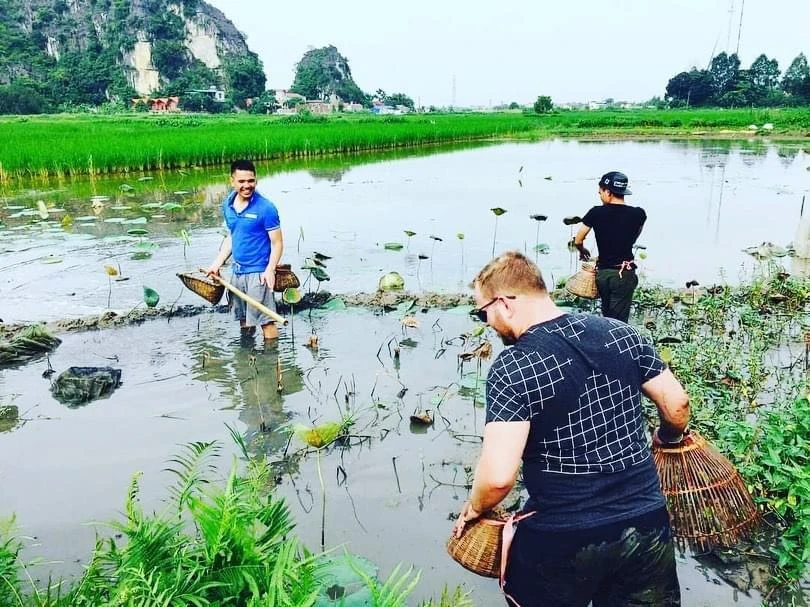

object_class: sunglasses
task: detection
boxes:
[470,295,516,323]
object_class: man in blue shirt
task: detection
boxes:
[454,251,690,606]
[207,159,284,340]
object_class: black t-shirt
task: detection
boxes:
[485,313,667,531]
[582,204,646,269]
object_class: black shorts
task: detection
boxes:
[503,507,680,607]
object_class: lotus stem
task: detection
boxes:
[491,217,499,258]
[317,447,326,552]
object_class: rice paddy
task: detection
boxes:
[2,108,809,179]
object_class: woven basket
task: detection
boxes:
[653,430,760,551]
[177,272,225,305]
[274,264,300,292]
[565,261,598,299]
[446,509,508,578]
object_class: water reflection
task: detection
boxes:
[1,138,808,325]
[186,329,305,455]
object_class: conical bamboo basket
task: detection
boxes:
[565,261,598,299]
[177,272,225,305]
[653,431,760,551]
[446,509,508,578]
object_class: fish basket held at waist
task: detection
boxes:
[178,265,300,304]
[446,509,509,578]
[273,264,300,292]
[565,261,598,299]
[652,430,760,551]
[177,272,225,305]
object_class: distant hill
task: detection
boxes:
[0,0,265,112]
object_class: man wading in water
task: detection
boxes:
[207,159,284,341]
[573,171,646,323]
[454,251,689,606]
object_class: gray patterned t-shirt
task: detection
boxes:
[486,313,667,530]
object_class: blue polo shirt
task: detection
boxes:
[222,190,281,275]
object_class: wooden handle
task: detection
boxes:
[211,273,288,326]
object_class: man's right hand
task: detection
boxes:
[205,264,221,277]
[578,246,591,261]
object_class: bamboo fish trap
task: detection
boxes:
[653,430,760,551]
[446,509,508,578]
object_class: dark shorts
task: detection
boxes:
[596,267,638,323]
[503,507,680,607]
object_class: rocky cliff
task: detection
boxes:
[0,0,265,108]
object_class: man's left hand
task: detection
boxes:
[453,501,481,539]
[260,268,275,291]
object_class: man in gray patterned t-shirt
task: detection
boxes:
[453,251,690,607]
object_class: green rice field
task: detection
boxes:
[2,108,809,178]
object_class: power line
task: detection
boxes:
[735,0,745,55]
[726,0,735,52]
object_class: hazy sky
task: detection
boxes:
[205,0,808,107]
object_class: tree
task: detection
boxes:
[749,54,780,91]
[223,52,266,107]
[290,45,366,103]
[179,91,215,112]
[385,92,414,109]
[533,95,553,113]
[248,90,278,114]
[709,52,741,98]
[781,53,810,101]
[0,82,50,114]
[665,69,713,106]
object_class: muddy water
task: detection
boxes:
[1,139,808,324]
[0,308,761,605]
[0,138,801,604]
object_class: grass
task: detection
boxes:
[0,427,468,606]
[2,107,809,179]
[0,112,534,179]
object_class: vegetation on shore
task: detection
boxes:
[1,108,809,180]
[629,264,810,591]
[0,427,468,607]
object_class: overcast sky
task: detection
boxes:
[205,0,808,107]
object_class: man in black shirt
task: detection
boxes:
[573,171,646,323]
[453,251,690,607]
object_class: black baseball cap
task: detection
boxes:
[599,171,632,196]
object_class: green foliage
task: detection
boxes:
[664,51,810,107]
[533,95,553,113]
[290,45,366,104]
[0,82,50,114]
[0,433,453,606]
[383,93,414,110]
[248,90,278,114]
[223,53,266,106]
[634,266,810,585]
[719,392,810,580]
[0,0,256,112]
[0,518,23,607]
[782,53,810,101]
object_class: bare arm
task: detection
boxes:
[453,421,530,537]
[260,228,284,288]
[573,225,592,261]
[642,368,690,442]
[206,234,232,275]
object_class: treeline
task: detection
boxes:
[666,52,810,107]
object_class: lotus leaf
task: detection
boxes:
[378,272,405,292]
[143,286,160,308]
[282,287,303,304]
